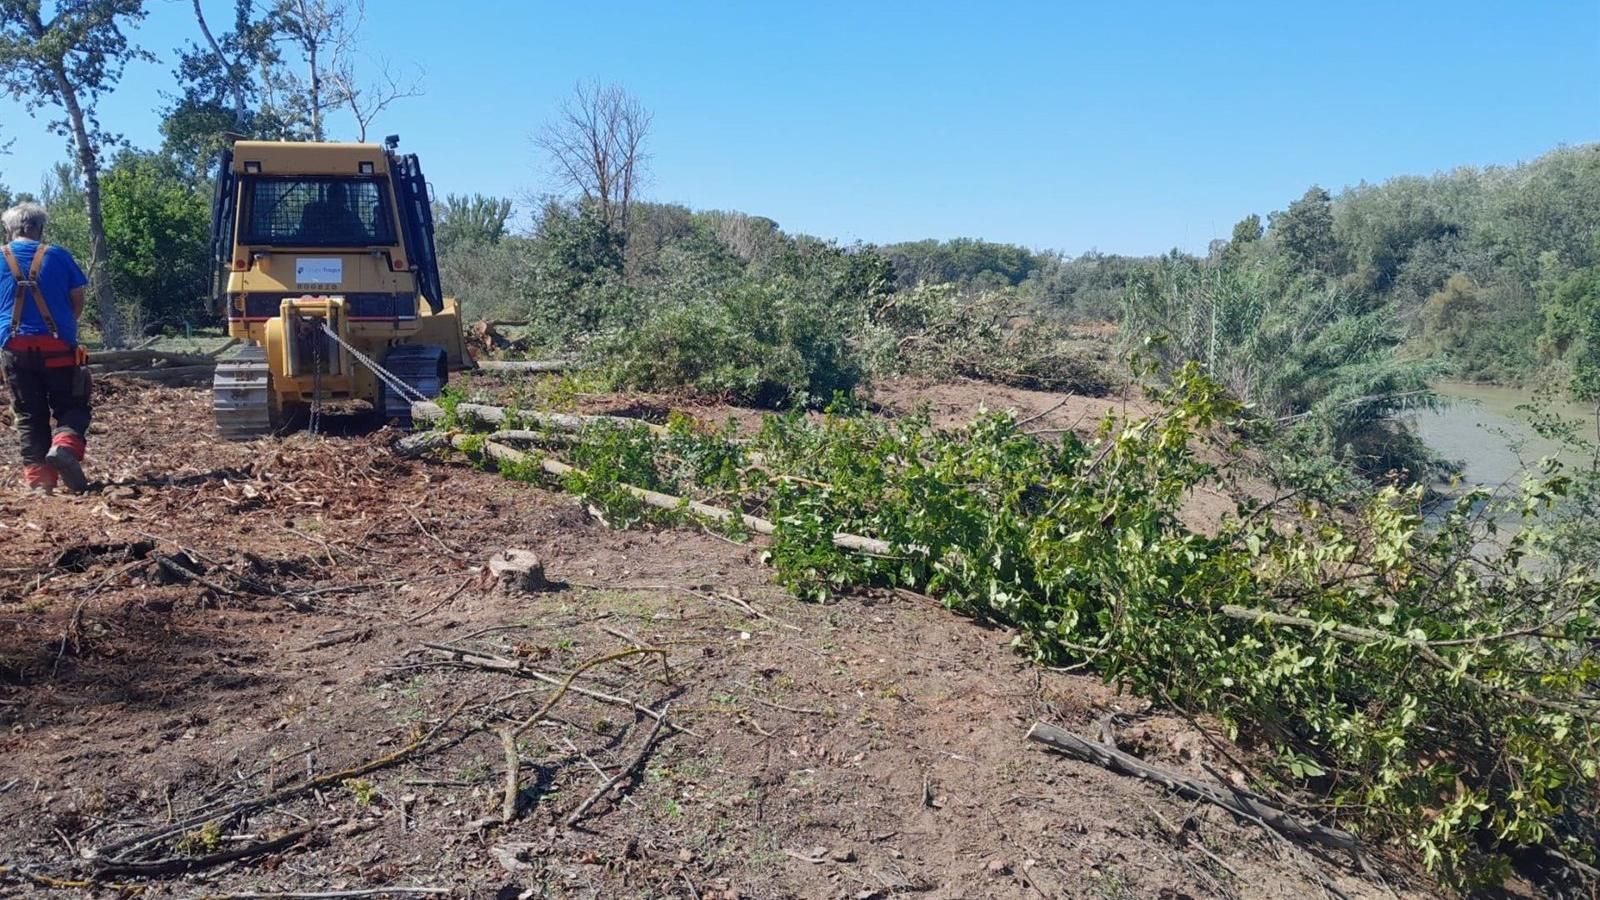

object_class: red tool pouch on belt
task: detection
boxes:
[3,334,78,368]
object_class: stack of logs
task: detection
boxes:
[88,339,241,387]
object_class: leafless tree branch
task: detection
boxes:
[327,56,424,141]
[534,81,652,234]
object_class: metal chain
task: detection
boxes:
[308,320,323,437]
[318,321,428,405]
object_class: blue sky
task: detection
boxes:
[2,0,1596,255]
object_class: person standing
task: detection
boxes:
[0,202,92,494]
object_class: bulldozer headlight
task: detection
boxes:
[244,160,261,173]
[359,161,375,174]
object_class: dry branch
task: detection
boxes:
[497,726,520,824]
[1025,722,1359,853]
[87,349,214,368]
[566,703,673,827]
[421,643,700,737]
[96,364,217,385]
[477,645,672,824]
[94,827,312,877]
[212,883,451,890]
[91,697,470,862]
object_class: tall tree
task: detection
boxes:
[0,0,152,346]
[165,0,290,175]
[1271,187,1342,276]
[270,0,360,141]
[535,81,651,236]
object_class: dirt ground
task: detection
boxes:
[0,378,1431,898]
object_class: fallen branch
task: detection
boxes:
[487,645,672,824]
[95,364,217,386]
[422,643,700,738]
[566,703,673,827]
[91,697,471,862]
[0,863,128,891]
[291,627,370,653]
[404,575,474,624]
[498,726,521,824]
[209,883,451,890]
[1219,605,1600,723]
[94,826,312,877]
[1025,722,1359,853]
[87,349,214,369]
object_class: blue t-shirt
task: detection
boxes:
[0,239,89,348]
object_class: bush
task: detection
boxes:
[598,273,863,407]
[864,283,1113,393]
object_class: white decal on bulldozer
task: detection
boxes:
[295,258,342,285]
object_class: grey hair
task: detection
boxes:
[2,201,47,238]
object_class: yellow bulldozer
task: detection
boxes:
[209,136,470,439]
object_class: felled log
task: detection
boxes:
[87,349,214,369]
[476,359,572,373]
[411,400,670,437]
[1024,722,1359,852]
[94,364,216,386]
[460,435,900,557]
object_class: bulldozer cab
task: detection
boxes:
[208,139,468,440]
[209,140,446,322]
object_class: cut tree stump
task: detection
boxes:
[489,549,553,594]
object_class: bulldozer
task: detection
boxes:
[208,136,470,439]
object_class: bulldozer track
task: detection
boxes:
[378,344,448,427]
[212,344,273,441]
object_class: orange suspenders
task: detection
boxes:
[2,242,60,338]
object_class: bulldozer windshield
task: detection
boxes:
[240,177,397,247]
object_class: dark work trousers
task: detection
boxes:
[2,348,91,466]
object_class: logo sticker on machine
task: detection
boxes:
[295,258,343,285]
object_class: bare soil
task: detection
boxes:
[0,378,1430,898]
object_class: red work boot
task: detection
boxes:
[46,432,89,494]
[22,463,57,495]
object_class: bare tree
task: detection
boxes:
[190,0,247,129]
[0,0,152,347]
[326,57,423,141]
[535,81,651,234]
[271,0,361,140]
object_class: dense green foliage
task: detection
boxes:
[449,366,1599,890]
[21,155,211,331]
[459,200,1110,406]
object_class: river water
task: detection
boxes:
[1413,382,1597,490]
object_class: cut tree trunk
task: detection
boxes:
[488,549,554,594]
[95,365,217,386]
[475,359,572,374]
[88,350,215,369]
[49,62,120,347]
[410,401,670,437]
[460,435,901,557]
